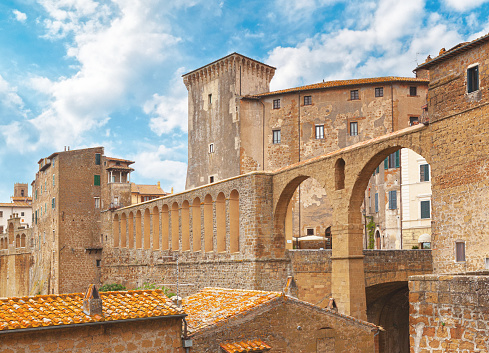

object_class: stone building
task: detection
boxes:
[183,287,380,353]
[0,286,185,352]
[0,183,32,233]
[183,53,429,248]
[131,182,169,204]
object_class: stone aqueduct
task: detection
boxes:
[107,123,429,321]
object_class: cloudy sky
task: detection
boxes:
[0,0,488,201]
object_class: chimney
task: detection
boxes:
[82,284,103,316]
[157,181,161,189]
[282,276,298,298]
[327,298,338,311]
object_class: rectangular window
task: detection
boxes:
[94,175,101,186]
[95,153,101,165]
[21,212,24,216]
[96,259,101,267]
[111,175,116,183]
[208,94,212,105]
[350,122,358,136]
[0,211,2,217]
[35,210,37,224]
[467,65,479,93]
[384,150,400,169]
[273,99,280,109]
[35,190,37,200]
[420,200,431,219]
[52,198,55,209]
[388,190,397,210]
[0,226,3,233]
[315,125,325,139]
[209,143,214,153]
[53,174,55,186]
[209,176,215,183]
[273,129,281,144]
[410,86,417,96]
[41,185,42,195]
[455,242,465,262]
[350,90,359,100]
[420,164,430,182]
[374,193,379,213]
[304,96,312,105]
[375,87,383,97]
[306,228,314,236]
[94,197,100,209]
[410,116,419,126]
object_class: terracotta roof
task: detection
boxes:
[221,339,271,353]
[182,288,282,334]
[0,289,184,333]
[106,165,134,172]
[416,32,489,70]
[249,76,428,97]
[106,156,135,164]
[131,183,167,195]
[0,202,31,208]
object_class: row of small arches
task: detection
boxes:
[0,234,26,249]
[113,190,240,253]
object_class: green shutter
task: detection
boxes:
[421,201,430,219]
[389,191,397,210]
[384,158,388,170]
[375,193,379,213]
[395,151,400,168]
[95,153,101,165]
[94,175,101,186]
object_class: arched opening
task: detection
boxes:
[128,212,134,248]
[325,226,332,249]
[375,230,381,249]
[216,192,226,252]
[229,190,239,253]
[152,206,159,250]
[181,201,190,251]
[144,209,151,249]
[21,234,26,247]
[161,205,169,250]
[192,198,201,251]
[121,213,127,247]
[204,194,213,252]
[8,223,14,245]
[113,214,119,247]
[16,234,20,248]
[135,210,142,248]
[171,202,179,251]
[335,158,345,190]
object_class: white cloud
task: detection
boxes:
[274,0,345,21]
[442,0,489,11]
[0,75,25,110]
[144,67,188,135]
[132,145,188,192]
[15,0,183,150]
[12,10,27,22]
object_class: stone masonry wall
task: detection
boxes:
[409,273,489,353]
[0,317,183,353]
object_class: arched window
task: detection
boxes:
[21,234,26,248]
[204,194,213,252]
[335,158,345,190]
[192,198,201,251]
[216,193,226,252]
[375,230,381,249]
[229,190,240,253]
[16,234,20,248]
[325,226,332,249]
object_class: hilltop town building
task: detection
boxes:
[0,183,32,234]
[130,182,169,204]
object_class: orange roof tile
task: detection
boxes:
[106,156,135,164]
[0,202,31,208]
[0,289,184,333]
[182,288,282,334]
[131,183,168,195]
[249,76,428,98]
[221,339,271,353]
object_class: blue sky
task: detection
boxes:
[0,0,488,201]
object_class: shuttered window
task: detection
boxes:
[420,164,430,182]
[388,191,397,210]
[94,175,101,186]
[375,193,379,213]
[420,200,430,219]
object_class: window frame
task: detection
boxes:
[375,87,383,97]
[95,153,101,165]
[374,193,379,213]
[455,241,466,262]
[208,94,212,105]
[409,86,417,97]
[272,129,281,144]
[209,143,215,154]
[350,121,358,136]
[420,164,430,182]
[94,175,101,186]
[420,200,431,219]
[273,99,280,109]
[409,116,419,126]
[94,197,100,209]
[350,90,359,100]
[467,64,479,93]
[388,190,397,210]
[315,124,325,139]
[52,197,56,209]
[304,95,312,105]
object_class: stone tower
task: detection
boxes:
[183,53,275,189]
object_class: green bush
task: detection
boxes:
[99,283,126,292]
[367,218,376,249]
[136,282,175,298]
[412,245,419,249]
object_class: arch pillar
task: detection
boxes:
[331,192,367,321]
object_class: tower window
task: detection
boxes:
[375,87,383,97]
[350,90,359,100]
[410,86,417,96]
[273,99,280,109]
[304,96,312,105]
[467,65,479,93]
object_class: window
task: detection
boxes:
[41,185,42,195]
[350,122,358,136]
[410,86,417,96]
[420,200,431,219]
[21,190,24,197]
[273,99,280,109]
[375,87,383,97]
[209,176,215,183]
[53,174,55,186]
[208,94,212,105]
[96,259,101,267]
[0,226,3,233]
[410,116,419,126]
[111,175,116,183]
[114,196,119,205]
[420,164,430,182]
[209,143,214,153]
[35,190,37,200]
[0,211,3,218]
[272,129,281,144]
[95,153,101,165]
[374,193,379,213]
[306,228,314,236]
[52,198,55,209]
[94,197,100,209]
[94,175,101,186]
[384,151,400,169]
[315,125,325,139]
[304,95,312,105]
[455,242,465,262]
[467,65,479,93]
[350,90,359,100]
[388,190,397,210]
[35,211,37,224]
[21,212,24,216]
